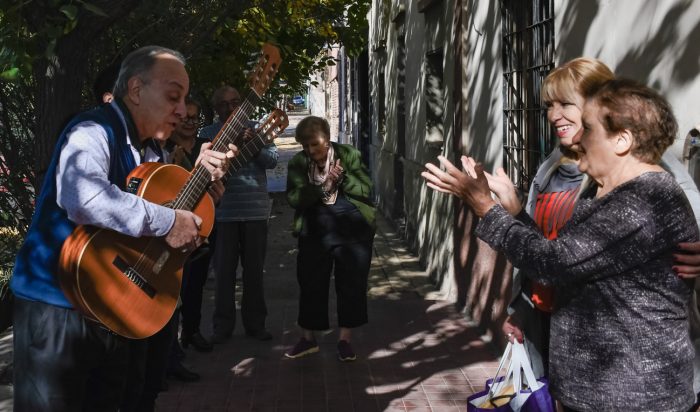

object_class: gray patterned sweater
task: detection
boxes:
[476,171,697,412]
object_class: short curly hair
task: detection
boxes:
[295,116,330,144]
[587,79,677,164]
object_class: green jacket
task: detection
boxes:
[286,142,375,236]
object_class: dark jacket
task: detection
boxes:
[477,172,697,411]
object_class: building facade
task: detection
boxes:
[366,0,700,341]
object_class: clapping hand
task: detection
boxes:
[459,157,522,216]
[483,167,522,216]
[323,159,344,193]
[422,155,496,218]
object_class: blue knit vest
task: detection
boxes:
[11,103,137,308]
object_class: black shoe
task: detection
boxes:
[167,361,200,382]
[337,340,357,362]
[210,332,231,344]
[181,332,213,352]
[245,329,273,341]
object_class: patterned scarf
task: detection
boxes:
[308,143,338,205]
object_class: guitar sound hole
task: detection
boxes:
[112,256,156,298]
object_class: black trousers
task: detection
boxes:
[181,237,214,336]
[120,313,176,412]
[213,220,269,336]
[13,296,129,412]
[296,235,372,330]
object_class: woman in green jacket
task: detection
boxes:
[285,116,375,362]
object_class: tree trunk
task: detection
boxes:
[33,40,91,191]
[27,1,142,193]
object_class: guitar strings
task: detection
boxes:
[130,93,262,277]
[130,53,280,277]
[174,96,258,209]
[170,52,277,210]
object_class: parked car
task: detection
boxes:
[292,95,305,106]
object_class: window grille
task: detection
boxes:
[501,0,555,192]
[425,49,444,147]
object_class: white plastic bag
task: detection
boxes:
[468,341,543,412]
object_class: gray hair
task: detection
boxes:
[210,85,239,106]
[113,46,186,98]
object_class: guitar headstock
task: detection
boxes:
[248,43,282,97]
[256,109,289,144]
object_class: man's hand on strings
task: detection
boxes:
[196,142,238,181]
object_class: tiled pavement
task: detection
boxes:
[155,190,500,412]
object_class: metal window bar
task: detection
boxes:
[501,0,555,192]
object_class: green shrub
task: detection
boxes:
[0,227,23,297]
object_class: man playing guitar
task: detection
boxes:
[10,46,237,411]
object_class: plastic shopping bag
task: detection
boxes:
[467,341,555,412]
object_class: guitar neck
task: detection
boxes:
[221,130,272,186]
[170,90,260,211]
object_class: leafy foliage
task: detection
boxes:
[0,0,370,236]
[0,227,23,294]
[0,0,112,81]
[0,79,36,232]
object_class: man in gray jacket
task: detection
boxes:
[200,85,279,342]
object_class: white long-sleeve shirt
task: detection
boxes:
[55,102,175,237]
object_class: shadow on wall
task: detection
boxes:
[395,0,457,290]
[558,0,700,90]
[616,1,692,88]
[555,0,599,62]
[456,0,700,345]
[458,0,700,345]
[453,0,511,343]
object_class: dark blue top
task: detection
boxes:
[11,103,136,308]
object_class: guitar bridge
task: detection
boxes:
[113,256,156,298]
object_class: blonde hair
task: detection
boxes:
[542,57,614,104]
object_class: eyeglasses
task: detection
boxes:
[216,98,242,109]
[182,115,199,125]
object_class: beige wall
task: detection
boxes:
[452,0,512,335]
[555,0,700,158]
[367,0,700,342]
[369,0,459,301]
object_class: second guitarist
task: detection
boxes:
[200,85,279,343]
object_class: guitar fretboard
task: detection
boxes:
[171,91,261,211]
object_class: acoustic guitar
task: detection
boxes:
[58,44,282,339]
